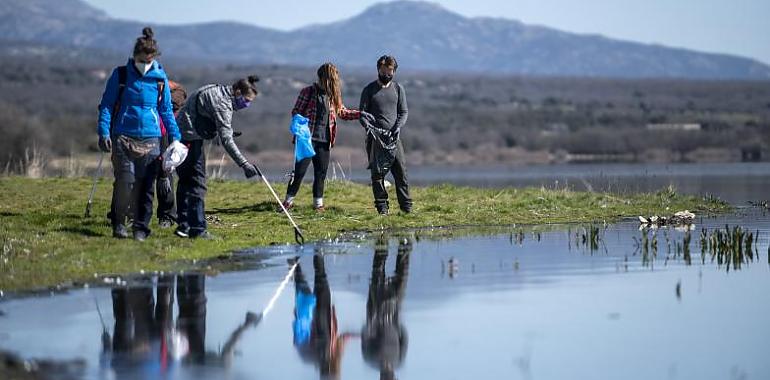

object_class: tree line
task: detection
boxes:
[1,58,768,173]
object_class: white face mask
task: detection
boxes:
[134,60,153,75]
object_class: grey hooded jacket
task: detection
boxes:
[176,84,248,167]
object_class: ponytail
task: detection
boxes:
[133,27,160,57]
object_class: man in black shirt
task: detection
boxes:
[359,55,413,215]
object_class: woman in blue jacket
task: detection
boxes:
[97,27,181,241]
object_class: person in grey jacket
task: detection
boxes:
[174,75,261,239]
[359,55,413,215]
[362,236,411,380]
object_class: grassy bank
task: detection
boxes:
[0,177,729,291]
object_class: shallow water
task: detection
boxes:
[1,211,769,379]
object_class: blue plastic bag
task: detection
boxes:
[292,289,316,345]
[290,114,315,162]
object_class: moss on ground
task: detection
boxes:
[0,177,729,290]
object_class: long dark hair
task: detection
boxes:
[133,27,160,57]
[232,75,260,98]
[316,63,343,114]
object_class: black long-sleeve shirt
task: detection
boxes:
[359,81,408,133]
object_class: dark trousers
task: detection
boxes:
[294,263,312,295]
[156,173,176,222]
[110,173,174,223]
[369,139,412,212]
[111,136,160,234]
[156,134,176,222]
[111,287,154,353]
[177,274,207,362]
[286,141,331,199]
[176,140,207,236]
[312,254,333,354]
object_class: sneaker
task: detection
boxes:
[400,207,412,214]
[190,231,215,240]
[314,205,325,213]
[277,201,294,213]
[112,224,129,239]
[133,230,148,242]
[377,208,389,216]
[175,227,190,238]
[158,219,174,229]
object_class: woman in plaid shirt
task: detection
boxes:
[283,63,374,211]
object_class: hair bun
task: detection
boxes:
[142,27,154,39]
[248,75,260,84]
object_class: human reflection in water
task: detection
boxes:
[103,273,259,379]
[107,274,174,376]
[291,252,357,379]
[362,236,411,380]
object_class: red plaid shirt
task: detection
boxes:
[291,84,361,147]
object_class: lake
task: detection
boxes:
[1,209,768,379]
[257,162,770,204]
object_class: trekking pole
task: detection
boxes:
[93,294,112,349]
[241,260,298,331]
[253,165,305,245]
[84,152,106,218]
[260,261,298,318]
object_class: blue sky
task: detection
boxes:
[83,0,770,64]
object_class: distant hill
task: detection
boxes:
[1,0,769,79]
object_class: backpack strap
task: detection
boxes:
[156,80,165,106]
[110,66,128,133]
[117,66,127,90]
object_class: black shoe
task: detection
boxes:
[175,227,190,238]
[377,208,389,216]
[133,230,148,242]
[158,219,174,229]
[190,231,215,240]
[400,207,412,214]
[112,224,129,239]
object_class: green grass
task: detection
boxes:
[0,177,729,291]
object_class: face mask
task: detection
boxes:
[234,96,251,110]
[378,74,393,84]
[134,60,153,75]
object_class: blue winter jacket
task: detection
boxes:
[97,58,181,141]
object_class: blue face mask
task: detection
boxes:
[234,96,251,110]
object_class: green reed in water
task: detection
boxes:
[700,225,760,271]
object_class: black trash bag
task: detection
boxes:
[363,118,399,176]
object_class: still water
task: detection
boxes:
[1,210,768,379]
[262,162,770,204]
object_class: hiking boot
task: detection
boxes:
[133,230,148,242]
[112,224,129,239]
[158,219,174,229]
[174,226,190,238]
[190,231,216,240]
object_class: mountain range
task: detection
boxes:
[1,0,769,79]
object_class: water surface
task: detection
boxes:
[1,211,768,379]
